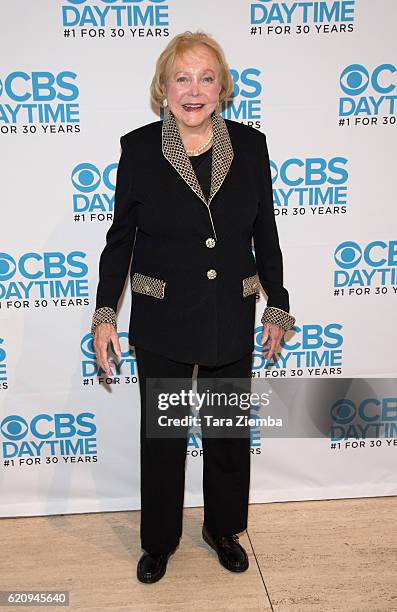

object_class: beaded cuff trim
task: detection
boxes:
[91,307,117,336]
[261,306,296,332]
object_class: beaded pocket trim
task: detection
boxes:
[131,272,166,299]
[242,273,260,297]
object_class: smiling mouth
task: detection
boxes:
[182,103,205,111]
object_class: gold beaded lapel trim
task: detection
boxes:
[161,109,234,208]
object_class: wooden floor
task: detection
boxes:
[0,497,396,611]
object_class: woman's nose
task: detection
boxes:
[189,79,200,95]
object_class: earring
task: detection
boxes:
[163,97,168,108]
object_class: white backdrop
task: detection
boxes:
[1,0,396,517]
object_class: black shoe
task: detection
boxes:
[202,523,249,572]
[137,549,175,584]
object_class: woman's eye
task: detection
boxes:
[177,77,188,83]
[203,76,214,82]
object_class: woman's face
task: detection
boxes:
[164,44,223,130]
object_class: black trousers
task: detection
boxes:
[134,345,253,555]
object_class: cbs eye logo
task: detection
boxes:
[81,333,96,359]
[1,415,28,441]
[334,241,362,269]
[0,253,17,282]
[0,338,6,363]
[340,63,396,96]
[71,163,117,193]
[330,399,356,424]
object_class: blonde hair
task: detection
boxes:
[150,30,234,108]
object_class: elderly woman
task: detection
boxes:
[91,31,295,584]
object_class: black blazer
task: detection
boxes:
[93,109,295,366]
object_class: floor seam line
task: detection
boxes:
[246,528,275,612]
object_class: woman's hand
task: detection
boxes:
[261,322,284,360]
[93,323,122,377]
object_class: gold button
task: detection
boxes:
[205,238,216,248]
[207,269,217,279]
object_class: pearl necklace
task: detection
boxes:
[185,131,213,156]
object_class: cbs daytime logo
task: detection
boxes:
[0,251,89,309]
[338,63,397,126]
[80,331,137,385]
[0,338,8,390]
[249,0,355,36]
[72,161,117,223]
[61,0,170,38]
[330,397,397,441]
[1,412,97,462]
[253,322,344,377]
[221,68,262,128]
[0,71,80,134]
[271,155,349,217]
[333,240,397,296]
